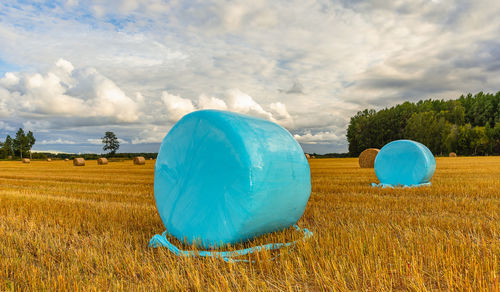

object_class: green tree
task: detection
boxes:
[492,123,500,154]
[12,129,36,159]
[404,111,450,154]
[457,124,473,155]
[470,126,489,155]
[14,128,27,159]
[444,125,459,153]
[102,131,120,155]
[3,135,14,157]
[26,131,36,159]
[346,91,500,156]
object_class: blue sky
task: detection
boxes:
[1,0,500,154]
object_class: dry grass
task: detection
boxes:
[0,157,498,291]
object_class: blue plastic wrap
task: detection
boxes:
[153,110,311,249]
[373,140,435,187]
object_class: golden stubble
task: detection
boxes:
[0,157,498,291]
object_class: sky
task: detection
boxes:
[0,0,500,154]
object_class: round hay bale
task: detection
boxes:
[358,148,379,168]
[64,158,69,161]
[22,158,30,164]
[311,155,316,159]
[97,157,108,165]
[149,157,153,160]
[154,110,311,248]
[7,155,12,159]
[134,156,146,165]
[47,158,52,162]
[305,153,310,159]
[449,152,457,157]
[73,158,85,166]
[374,140,435,186]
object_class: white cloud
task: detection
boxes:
[159,88,294,128]
[161,91,196,122]
[198,94,228,110]
[1,0,500,153]
[225,89,272,120]
[269,102,293,128]
[56,58,74,74]
[0,59,139,123]
[131,126,169,144]
[0,73,20,87]
[294,132,342,145]
[39,138,78,145]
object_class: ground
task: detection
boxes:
[0,157,498,290]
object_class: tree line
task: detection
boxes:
[347,91,500,156]
[0,128,36,159]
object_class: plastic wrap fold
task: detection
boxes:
[152,110,311,249]
[373,140,435,187]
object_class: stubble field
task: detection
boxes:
[0,157,498,291]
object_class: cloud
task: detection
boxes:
[161,92,196,122]
[0,59,140,123]
[1,0,500,153]
[0,121,15,132]
[225,89,273,120]
[39,138,78,145]
[131,126,169,144]
[23,120,51,133]
[198,94,228,110]
[280,81,304,94]
[293,132,343,145]
[160,88,293,127]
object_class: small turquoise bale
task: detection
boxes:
[154,110,311,249]
[374,140,435,186]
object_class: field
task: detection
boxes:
[0,157,498,290]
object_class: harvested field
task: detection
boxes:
[0,158,498,290]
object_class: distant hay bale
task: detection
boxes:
[7,155,12,159]
[73,158,85,166]
[22,158,30,164]
[64,158,69,161]
[47,158,52,162]
[149,157,153,160]
[449,152,457,157]
[359,148,379,168]
[97,158,108,165]
[305,153,310,159]
[134,156,146,165]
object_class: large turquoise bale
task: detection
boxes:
[154,110,311,249]
[374,140,435,186]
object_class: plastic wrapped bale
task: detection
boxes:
[152,110,311,249]
[373,140,435,187]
